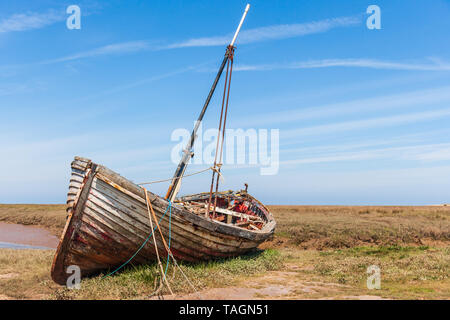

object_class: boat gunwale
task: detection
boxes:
[51,156,276,285]
[92,159,276,241]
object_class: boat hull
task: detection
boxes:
[51,157,276,285]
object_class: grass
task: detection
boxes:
[281,245,450,299]
[51,249,283,300]
[0,204,449,299]
[0,204,66,236]
[314,246,449,284]
[0,249,59,299]
[268,205,450,249]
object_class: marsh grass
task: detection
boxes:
[311,246,450,298]
[1,204,449,299]
[51,249,283,300]
[0,249,58,299]
[269,205,450,249]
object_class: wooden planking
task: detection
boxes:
[93,176,253,250]
[52,165,98,285]
[95,167,271,242]
[86,187,243,258]
[102,178,258,251]
[52,156,275,284]
[79,210,154,264]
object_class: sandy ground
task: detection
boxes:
[155,264,388,300]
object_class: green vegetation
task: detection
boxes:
[269,205,450,249]
[0,204,449,299]
[287,245,450,299]
[52,249,283,300]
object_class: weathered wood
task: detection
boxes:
[51,157,276,285]
[213,206,264,223]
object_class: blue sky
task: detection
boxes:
[1,0,450,205]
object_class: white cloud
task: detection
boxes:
[32,16,361,65]
[282,108,450,139]
[234,85,450,128]
[163,16,361,49]
[412,146,450,161]
[281,143,450,165]
[41,41,150,64]
[234,58,450,72]
[71,62,205,103]
[0,15,361,67]
[0,10,64,33]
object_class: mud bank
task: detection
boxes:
[0,222,58,249]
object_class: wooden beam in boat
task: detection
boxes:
[213,207,264,223]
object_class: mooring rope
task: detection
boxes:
[164,197,172,278]
[101,186,201,299]
[144,188,174,296]
[144,190,202,299]
[101,196,172,279]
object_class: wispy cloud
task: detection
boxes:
[40,41,150,64]
[0,40,152,70]
[281,143,450,166]
[73,62,205,102]
[235,85,450,128]
[283,108,450,139]
[234,58,450,72]
[0,15,361,67]
[414,147,450,161]
[35,16,361,64]
[163,16,361,49]
[0,10,64,33]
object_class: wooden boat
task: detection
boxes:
[51,4,276,285]
[51,156,276,285]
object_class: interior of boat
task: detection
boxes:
[176,190,270,231]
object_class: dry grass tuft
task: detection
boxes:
[269,205,450,249]
[0,249,58,299]
[51,249,283,300]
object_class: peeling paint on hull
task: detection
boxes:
[51,157,276,285]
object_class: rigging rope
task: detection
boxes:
[206,45,235,218]
[144,188,174,295]
[137,166,223,186]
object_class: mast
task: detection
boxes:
[165,4,250,202]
